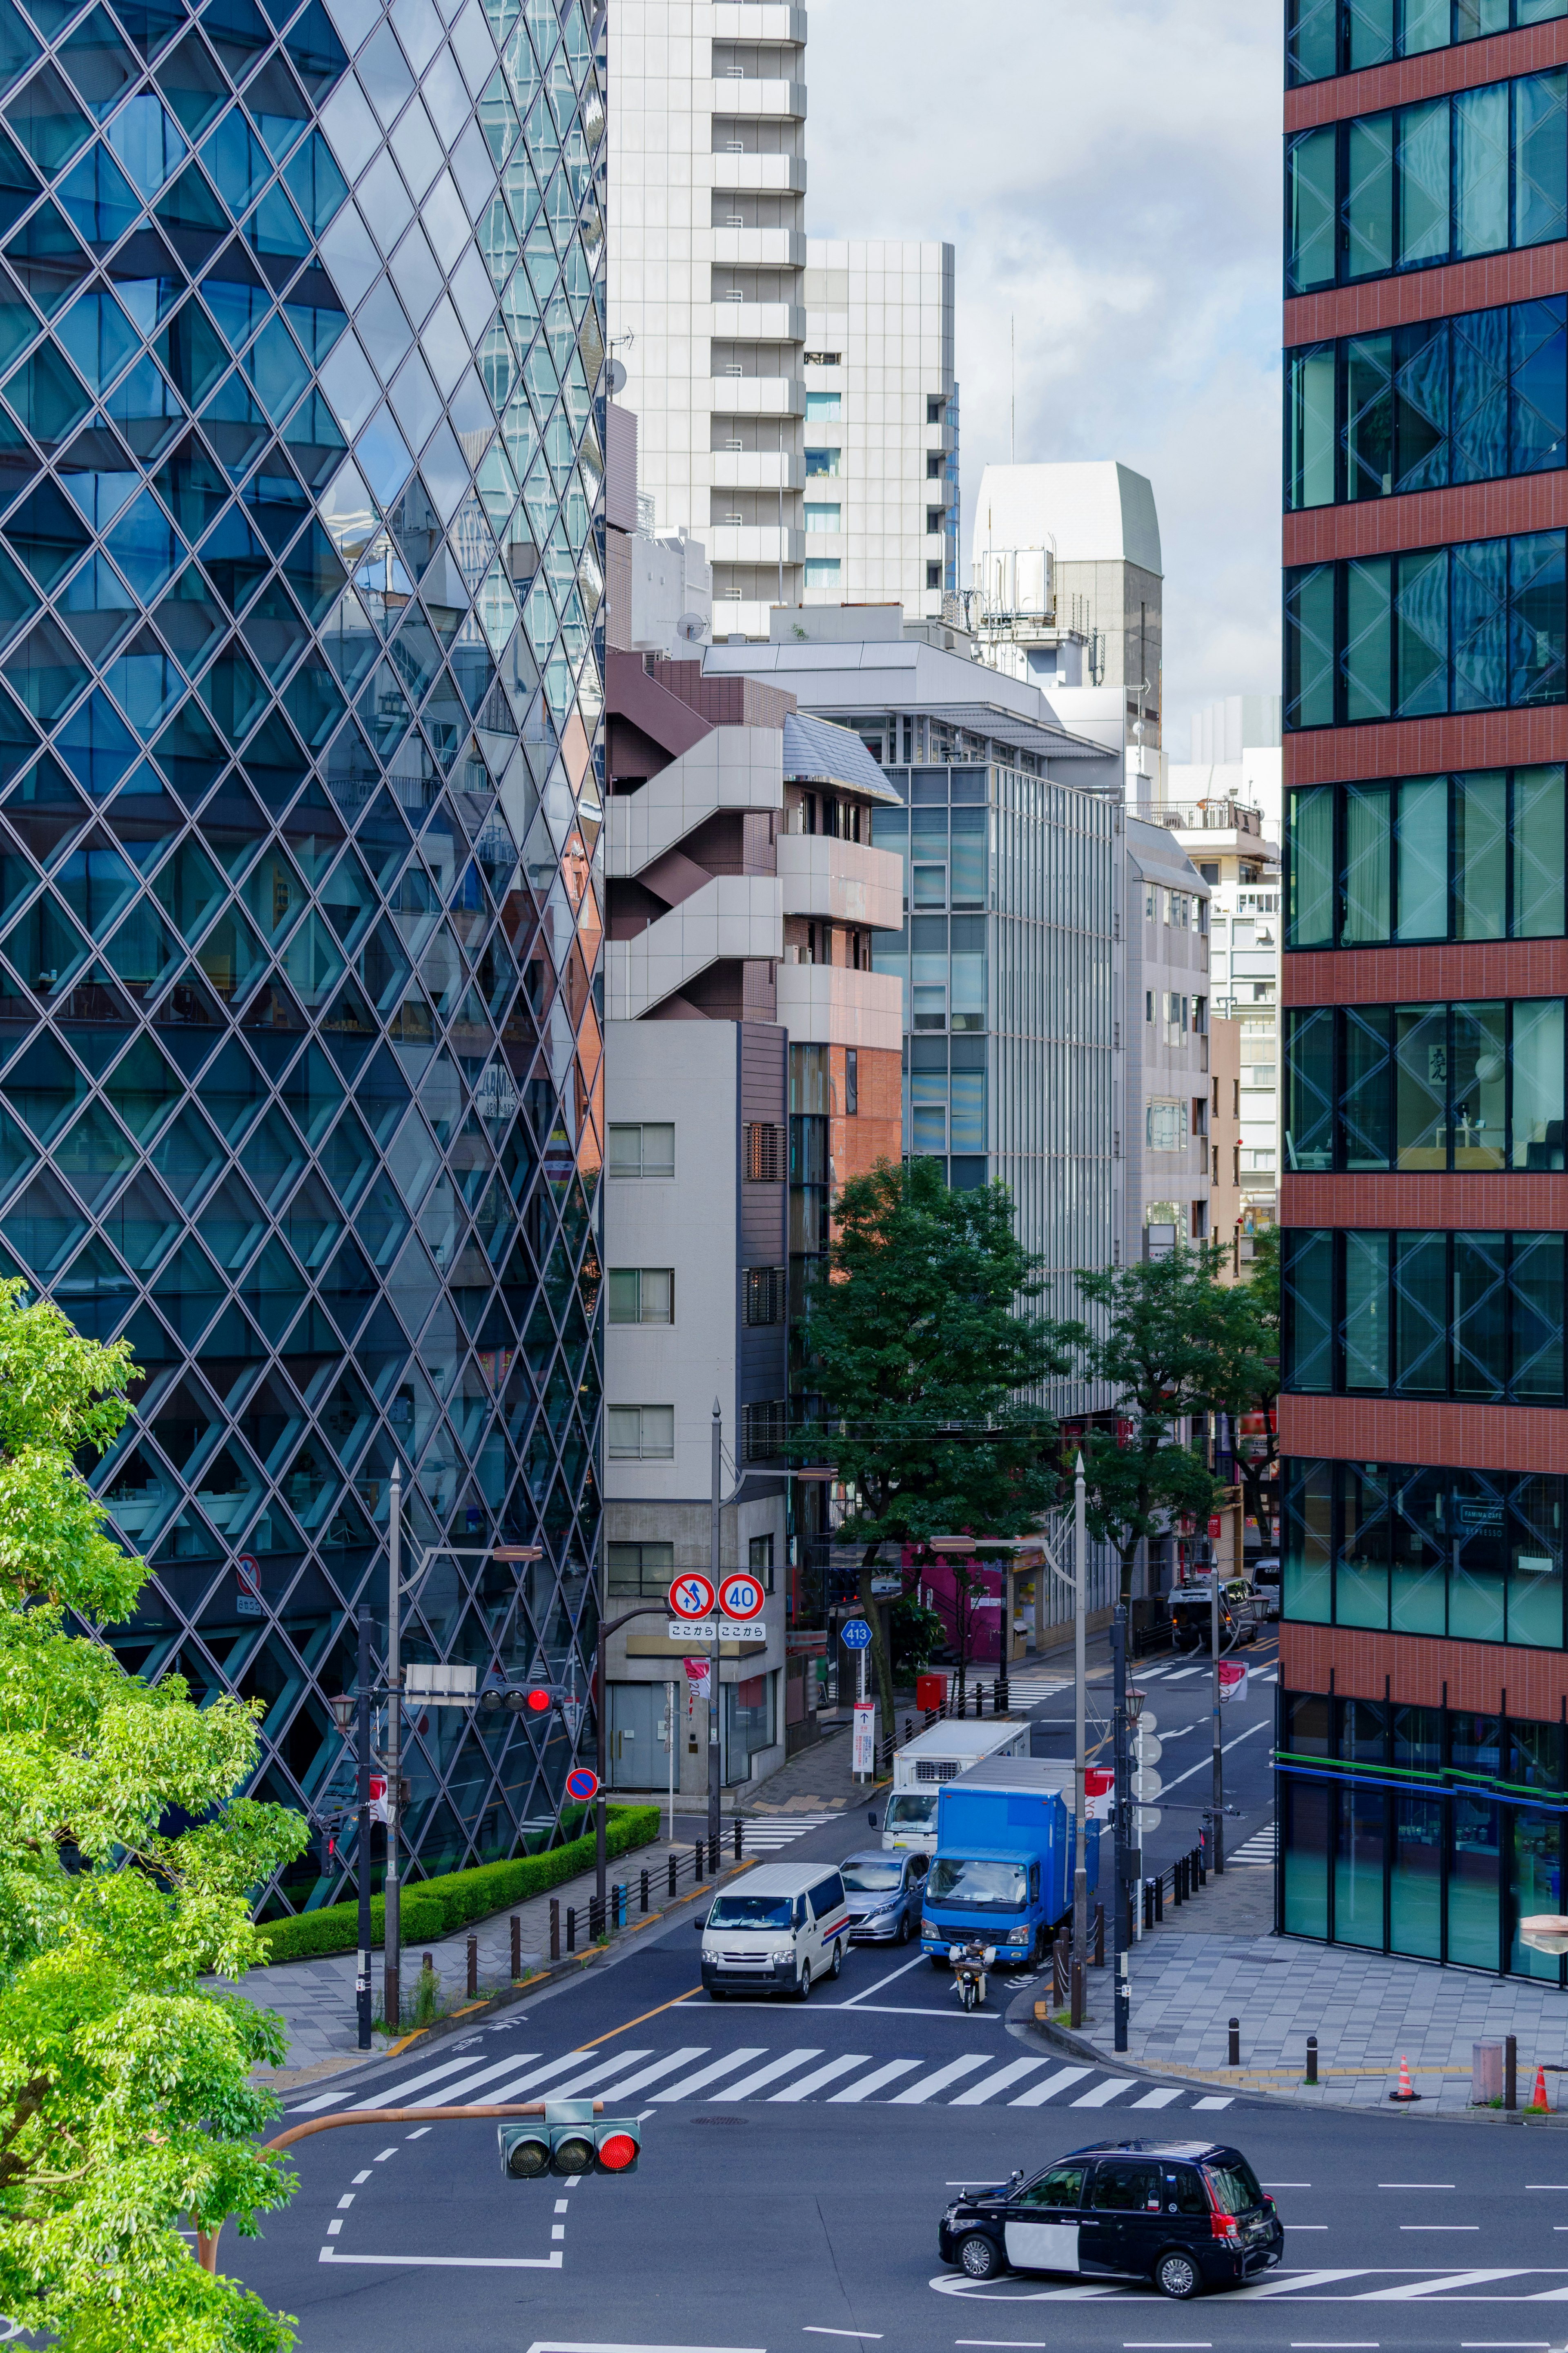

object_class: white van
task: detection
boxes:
[697,1863,853,2000]
[880,1720,1029,1852]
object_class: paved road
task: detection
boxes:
[227,1688,1555,2353]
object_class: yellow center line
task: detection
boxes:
[571,1985,704,2050]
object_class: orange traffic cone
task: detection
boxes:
[1389,2053,1421,2103]
[1532,2065,1550,2112]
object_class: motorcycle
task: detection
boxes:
[949,1938,995,2012]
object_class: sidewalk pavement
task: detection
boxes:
[1049,1854,1568,2120]
[230,1722,873,2099]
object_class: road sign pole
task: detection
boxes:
[1072,1451,1087,2029]
[709,1401,722,1859]
[385,1464,401,2034]
[355,1600,372,2051]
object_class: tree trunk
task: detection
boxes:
[860,1548,895,1734]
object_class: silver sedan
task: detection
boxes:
[840,1848,928,1944]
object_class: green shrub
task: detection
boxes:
[256,1805,662,1966]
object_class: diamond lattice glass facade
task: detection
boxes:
[0,0,606,1913]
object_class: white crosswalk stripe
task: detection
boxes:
[1229,1821,1278,1863]
[318,2038,1227,2117]
[738,1812,837,1849]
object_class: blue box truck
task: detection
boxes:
[920,1757,1100,1968]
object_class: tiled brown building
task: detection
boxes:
[1280,0,1568,1977]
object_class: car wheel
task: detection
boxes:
[929,1952,948,1969]
[795,1960,812,2001]
[828,1940,843,1980]
[708,1987,727,2001]
[896,1910,912,1945]
[956,2233,1004,2282]
[1154,2249,1202,2300]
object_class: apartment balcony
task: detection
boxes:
[776,961,903,1054]
[709,301,806,342]
[710,76,807,120]
[710,450,803,491]
[710,597,795,640]
[707,227,807,268]
[608,727,783,879]
[777,834,903,932]
[706,524,803,564]
[710,154,807,194]
[708,373,806,416]
[713,2,806,37]
[606,875,783,1021]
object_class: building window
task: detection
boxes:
[804,558,840,588]
[1283,1227,1566,1403]
[1288,0,1568,92]
[608,1122,675,1178]
[805,447,840,476]
[743,1265,785,1325]
[1286,769,1566,948]
[1285,72,1568,295]
[1192,1095,1209,1137]
[927,394,946,424]
[1146,1099,1187,1151]
[608,1268,674,1324]
[926,562,942,588]
[844,1045,858,1115]
[804,503,841,531]
[805,391,841,419]
[804,350,841,366]
[1145,990,1154,1023]
[607,1539,675,1597]
[1193,996,1207,1033]
[741,1401,787,1462]
[926,453,944,478]
[1282,998,1566,1173]
[607,1405,676,1461]
[1285,534,1568,729]
[743,1121,786,1181]
[1190,1201,1208,1239]
[748,1532,775,1587]
[1287,302,1568,513]
[926,506,944,534]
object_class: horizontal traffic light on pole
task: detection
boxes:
[497,2101,642,2179]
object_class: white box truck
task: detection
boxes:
[877,1719,1029,1851]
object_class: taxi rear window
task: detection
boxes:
[1203,2157,1265,2214]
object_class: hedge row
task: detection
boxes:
[256,1804,662,1967]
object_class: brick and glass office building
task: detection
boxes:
[0,0,608,1914]
[1281,0,1568,1977]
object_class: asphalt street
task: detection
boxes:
[212,1631,1568,2353]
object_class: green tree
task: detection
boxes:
[0,1279,307,2352]
[1208,1224,1281,1552]
[1065,1247,1229,1608]
[790,1158,1068,1726]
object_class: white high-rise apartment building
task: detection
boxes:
[608,1,808,640]
[801,240,957,619]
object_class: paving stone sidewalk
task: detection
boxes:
[1060,1859,1568,2118]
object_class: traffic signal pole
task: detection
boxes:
[355,1601,372,2051]
[595,1602,670,1906]
[709,1401,722,1865]
[384,1466,403,2037]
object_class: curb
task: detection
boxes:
[265,1853,758,2101]
[1006,1993,1568,2127]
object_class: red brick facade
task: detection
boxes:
[830,1043,900,1191]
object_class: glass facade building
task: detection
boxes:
[1280,7,1568,1976]
[0,0,607,1914]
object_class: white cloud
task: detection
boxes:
[804,0,1282,759]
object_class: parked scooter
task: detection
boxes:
[949,1936,995,2011]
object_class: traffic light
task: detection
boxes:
[479,1679,558,1716]
[497,2103,642,2179]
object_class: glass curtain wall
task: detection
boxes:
[0,0,608,1913]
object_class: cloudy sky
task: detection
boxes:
[806,0,1283,764]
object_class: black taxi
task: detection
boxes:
[937,2137,1283,2299]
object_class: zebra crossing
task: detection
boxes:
[737,1811,840,1851]
[288,2038,1233,2119]
[1227,1820,1278,1864]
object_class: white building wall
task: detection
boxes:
[801,237,956,620]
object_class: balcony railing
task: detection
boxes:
[1136,800,1267,836]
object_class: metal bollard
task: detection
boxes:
[549,1897,560,1961]
[1507,2032,1518,2111]
[733,1818,743,1861]
[998,1675,1009,1712]
[639,1868,650,1914]
[1197,1841,1207,1889]
[693,1840,704,1882]
[510,1913,521,1980]
[466,1934,478,1998]
[566,1905,576,1953]
[707,1834,718,1876]
[1305,2034,1319,2085]
[667,1850,678,1899]
[1228,2016,1241,2068]
[1093,1902,1105,1967]
[1154,1873,1164,1923]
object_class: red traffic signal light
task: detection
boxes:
[595,2128,638,2173]
[523,1686,552,1714]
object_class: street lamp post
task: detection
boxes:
[1111,1602,1143,2056]
[709,1402,722,1863]
[595,1602,669,1907]
[355,1601,372,2050]
[1209,1558,1225,1874]
[1072,1454,1087,2030]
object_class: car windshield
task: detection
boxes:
[1204,2157,1265,2215]
[706,1895,794,1930]
[926,1857,1027,1909]
[888,1793,936,1827]
[842,1860,903,1893]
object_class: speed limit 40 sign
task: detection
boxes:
[718,1571,765,1621]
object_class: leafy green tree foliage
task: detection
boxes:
[791,1159,1067,1723]
[1211,1225,1281,1548]
[1065,1248,1230,1608]
[0,1280,306,2351]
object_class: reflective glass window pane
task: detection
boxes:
[1454,82,1508,255]
[1334,1786,1386,1949]
[1344,1003,1393,1169]
[1393,1230,1447,1394]
[1287,343,1336,508]
[1454,769,1506,938]
[1283,1776,1330,1936]
[1451,999,1506,1169]
[1283,1458,1332,1624]
[1512,763,1565,936]
[1341,783,1390,941]
[1288,126,1338,292]
[1449,1795,1501,1969]
[1452,1231,1506,1397]
[1394,545,1448,716]
[1284,1227,1334,1392]
[1391,1464,1447,1634]
[1343,554,1392,720]
[1394,1002,1448,1169]
[1392,316,1449,492]
[1510,995,1564,1169]
[1285,562,1336,728]
[1340,1461,1391,1628]
[1515,67,1568,250]
[1343,1227,1389,1392]
[1344,332,1393,499]
[1509,1473,1565,1648]
[1345,112,1395,279]
[1390,1796,1442,1959]
[1394,774,1448,939]
[1287,784,1334,946]
[1396,96,1449,266]
[1284,1004,1335,1171]
[1510,1231,1564,1399]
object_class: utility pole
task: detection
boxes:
[709,1400,722,1860]
[1210,1560,1225,1873]
[1071,1453,1087,2029]
[1111,1601,1131,2055]
[354,1601,372,2051]
[384,1467,402,2033]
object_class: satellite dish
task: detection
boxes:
[607,357,628,395]
[675,612,707,644]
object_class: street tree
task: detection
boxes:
[1065,1248,1230,1609]
[790,1158,1068,1725]
[1209,1226,1281,1549]
[0,1278,307,2352]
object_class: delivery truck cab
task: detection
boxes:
[880,1719,1029,1852]
[920,1757,1099,1969]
